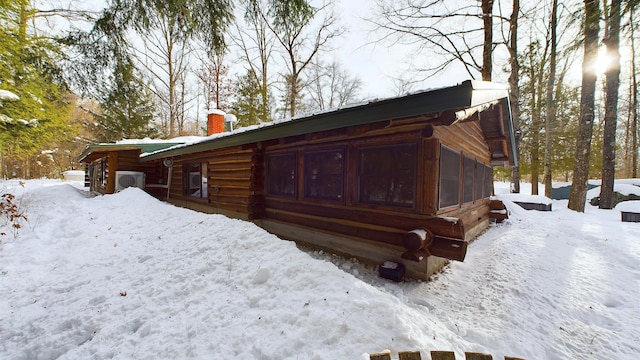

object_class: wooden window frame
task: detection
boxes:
[439,145,461,209]
[303,149,345,202]
[462,156,475,204]
[266,152,297,198]
[474,160,485,201]
[183,162,208,200]
[357,143,417,208]
[100,158,108,187]
[484,164,493,198]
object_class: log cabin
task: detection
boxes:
[79,141,184,195]
[80,80,517,280]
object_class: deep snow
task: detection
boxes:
[1,179,639,360]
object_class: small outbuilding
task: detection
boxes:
[80,80,518,279]
[79,141,184,194]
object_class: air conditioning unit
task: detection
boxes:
[115,171,146,191]
[189,172,201,189]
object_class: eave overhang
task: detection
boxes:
[138,80,516,167]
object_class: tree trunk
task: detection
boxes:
[599,0,621,209]
[568,0,600,212]
[481,0,494,81]
[631,5,639,178]
[543,0,558,198]
[531,111,540,195]
[508,0,521,194]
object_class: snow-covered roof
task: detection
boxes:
[141,80,515,166]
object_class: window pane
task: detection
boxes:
[475,161,485,200]
[439,146,460,208]
[267,153,296,197]
[463,156,475,203]
[184,163,205,198]
[201,163,208,198]
[358,144,416,207]
[484,165,493,198]
[304,150,344,200]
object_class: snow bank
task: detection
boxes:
[615,200,640,213]
[495,193,553,205]
[1,180,639,359]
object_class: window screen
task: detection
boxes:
[266,153,297,197]
[183,162,208,199]
[358,144,416,207]
[304,150,344,201]
[484,165,493,198]
[475,161,485,200]
[463,156,475,203]
[439,146,461,208]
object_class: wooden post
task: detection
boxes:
[399,350,422,360]
[504,357,526,360]
[431,351,456,360]
[465,352,492,360]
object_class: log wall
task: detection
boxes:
[150,113,496,279]
[166,146,260,220]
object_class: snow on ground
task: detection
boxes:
[1,180,639,360]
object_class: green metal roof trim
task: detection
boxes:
[79,142,184,162]
[142,80,515,163]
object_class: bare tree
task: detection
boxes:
[543,0,558,198]
[568,0,601,212]
[372,0,501,80]
[306,61,362,111]
[262,0,343,117]
[232,0,276,122]
[629,4,639,178]
[507,0,521,193]
[195,51,233,112]
[134,13,193,137]
[599,0,621,209]
[482,0,495,80]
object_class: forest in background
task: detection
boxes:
[1,0,639,212]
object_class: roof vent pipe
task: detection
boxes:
[225,114,238,131]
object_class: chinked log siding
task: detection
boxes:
[263,199,466,240]
[434,122,491,164]
[166,146,261,219]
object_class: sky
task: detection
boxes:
[321,0,475,98]
[1,179,639,359]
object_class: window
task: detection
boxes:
[463,156,475,203]
[439,146,461,208]
[304,150,344,201]
[100,158,108,187]
[474,161,485,200]
[183,162,208,199]
[358,144,416,207]
[266,153,297,197]
[484,165,493,198]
